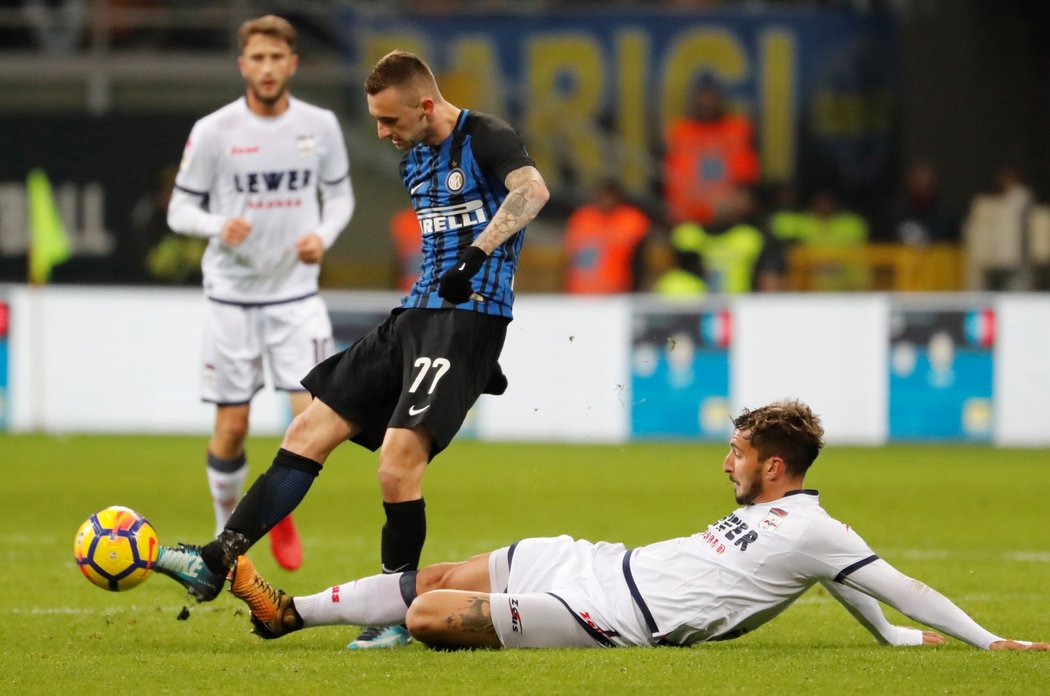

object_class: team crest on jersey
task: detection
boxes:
[758,507,788,532]
[445,168,465,192]
[297,134,316,157]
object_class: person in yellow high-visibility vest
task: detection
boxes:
[784,188,870,290]
[662,188,785,294]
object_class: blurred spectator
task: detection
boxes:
[563,181,651,294]
[767,181,807,244]
[22,0,84,54]
[132,165,204,284]
[893,159,959,246]
[652,239,708,297]
[782,187,869,290]
[791,188,869,247]
[390,206,422,293]
[663,187,785,294]
[662,74,759,226]
[962,164,1034,290]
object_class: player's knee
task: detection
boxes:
[214,420,249,451]
[404,595,447,646]
[377,457,425,498]
[282,409,317,450]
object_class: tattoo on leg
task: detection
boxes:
[456,596,496,638]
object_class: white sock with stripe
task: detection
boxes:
[294,573,411,628]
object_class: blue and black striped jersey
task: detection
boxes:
[399,109,535,319]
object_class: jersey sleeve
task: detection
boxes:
[795,516,880,582]
[174,119,217,195]
[468,113,536,184]
[840,559,1003,649]
[319,111,350,185]
[819,578,925,646]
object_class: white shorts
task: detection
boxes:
[486,535,654,648]
[201,295,334,404]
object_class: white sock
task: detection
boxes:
[207,464,247,535]
[294,573,410,628]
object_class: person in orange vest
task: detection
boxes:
[563,181,651,294]
[663,75,760,226]
[390,206,422,293]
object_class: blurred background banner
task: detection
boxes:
[630,306,732,440]
[0,297,8,430]
[339,7,897,207]
[0,114,195,284]
[6,287,1047,445]
[888,304,995,441]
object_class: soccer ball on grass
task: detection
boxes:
[74,505,158,591]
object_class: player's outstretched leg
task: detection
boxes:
[268,514,302,570]
[229,556,303,639]
[154,544,227,602]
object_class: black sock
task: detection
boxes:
[200,448,321,572]
[399,570,418,606]
[380,498,426,574]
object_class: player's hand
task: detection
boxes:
[921,631,945,646]
[438,245,487,304]
[221,217,252,245]
[296,233,325,264]
[990,640,1050,651]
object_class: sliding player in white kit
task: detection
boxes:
[164,15,353,571]
[228,400,1048,652]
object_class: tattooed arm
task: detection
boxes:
[436,164,548,304]
[473,165,550,254]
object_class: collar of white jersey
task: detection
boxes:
[239,95,298,123]
[749,489,819,507]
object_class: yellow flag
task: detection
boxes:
[27,168,72,285]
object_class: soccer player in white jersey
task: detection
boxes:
[164,15,354,571]
[226,400,1047,652]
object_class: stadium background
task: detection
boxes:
[1,0,1049,444]
[2,0,1049,289]
[1,4,1049,691]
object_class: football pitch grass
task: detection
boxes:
[2,434,1048,694]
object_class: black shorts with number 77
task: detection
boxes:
[301,307,510,458]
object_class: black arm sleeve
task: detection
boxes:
[464,111,536,182]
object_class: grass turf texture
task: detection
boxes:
[2,434,1048,694]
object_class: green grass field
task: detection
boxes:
[2,434,1048,694]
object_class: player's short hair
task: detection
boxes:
[365,50,437,96]
[734,400,824,477]
[238,15,296,53]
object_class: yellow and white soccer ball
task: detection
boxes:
[74,505,159,591]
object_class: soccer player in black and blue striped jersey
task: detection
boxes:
[155,50,550,650]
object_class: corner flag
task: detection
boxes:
[27,168,72,285]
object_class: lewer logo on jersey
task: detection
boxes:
[445,168,465,192]
[233,169,314,193]
[708,513,759,552]
[416,200,488,236]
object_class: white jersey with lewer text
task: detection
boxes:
[625,490,878,645]
[174,97,350,303]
